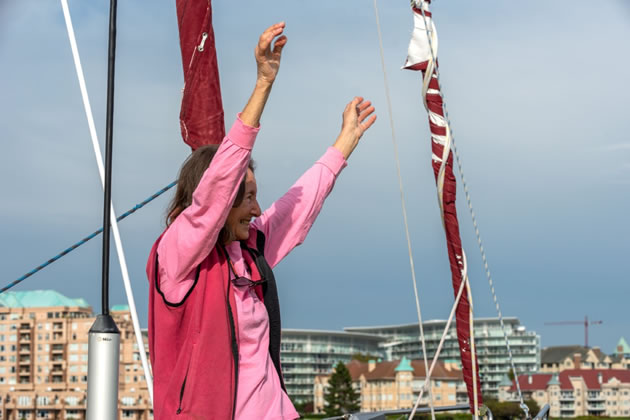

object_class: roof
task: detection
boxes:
[111,304,130,312]
[499,375,512,387]
[541,346,586,364]
[510,370,630,392]
[395,357,414,372]
[344,317,520,332]
[547,374,560,386]
[280,329,385,341]
[0,290,90,309]
[616,337,630,355]
[346,359,463,382]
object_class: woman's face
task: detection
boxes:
[226,169,261,242]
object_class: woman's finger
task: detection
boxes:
[258,22,285,52]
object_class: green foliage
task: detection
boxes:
[351,352,381,363]
[323,361,361,416]
[483,397,539,420]
[524,399,540,417]
[293,400,315,417]
[507,368,515,382]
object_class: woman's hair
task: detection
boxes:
[166,145,255,243]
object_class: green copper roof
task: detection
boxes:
[499,375,513,387]
[616,337,630,355]
[0,290,90,309]
[395,356,414,372]
[111,304,130,312]
[547,373,560,386]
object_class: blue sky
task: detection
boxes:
[1,0,628,353]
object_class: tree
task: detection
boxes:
[324,361,360,416]
[524,399,540,417]
[351,353,381,363]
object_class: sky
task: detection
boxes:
[1,0,629,354]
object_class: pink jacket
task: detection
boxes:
[147,116,346,419]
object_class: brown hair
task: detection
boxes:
[166,145,255,242]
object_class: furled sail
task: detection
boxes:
[403,0,483,413]
[176,0,225,149]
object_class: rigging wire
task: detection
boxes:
[413,0,529,416]
[372,1,436,418]
[1,182,176,295]
[60,0,153,402]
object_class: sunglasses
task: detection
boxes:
[231,276,267,289]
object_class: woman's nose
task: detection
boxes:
[252,200,262,217]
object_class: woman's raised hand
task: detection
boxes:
[333,97,377,160]
[240,22,287,127]
[255,22,287,86]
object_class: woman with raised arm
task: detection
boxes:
[146,22,376,419]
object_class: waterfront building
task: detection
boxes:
[345,317,540,396]
[280,329,385,405]
[0,290,151,420]
[313,357,466,413]
[541,346,616,373]
[499,370,630,418]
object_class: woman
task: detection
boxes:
[147,22,376,419]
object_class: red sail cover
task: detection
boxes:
[403,2,483,412]
[176,0,225,150]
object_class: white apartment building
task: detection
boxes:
[345,317,540,396]
[280,329,385,405]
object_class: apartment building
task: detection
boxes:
[280,329,385,405]
[345,317,540,397]
[0,290,151,420]
[313,357,467,413]
[499,370,630,417]
[540,345,629,373]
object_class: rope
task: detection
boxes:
[1,182,176,295]
[372,1,436,419]
[60,0,154,402]
[409,272,468,419]
[413,1,528,416]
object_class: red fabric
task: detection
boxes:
[176,0,225,150]
[147,234,259,419]
[410,62,484,410]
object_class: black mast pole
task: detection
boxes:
[101,0,118,316]
[86,1,121,418]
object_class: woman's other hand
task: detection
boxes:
[255,22,287,86]
[333,97,377,160]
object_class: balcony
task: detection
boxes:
[560,393,575,401]
[587,393,604,401]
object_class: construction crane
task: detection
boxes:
[545,316,603,348]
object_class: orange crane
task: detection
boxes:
[545,316,603,348]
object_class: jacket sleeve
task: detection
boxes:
[252,147,347,269]
[157,115,259,303]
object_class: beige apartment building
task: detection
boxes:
[314,357,467,414]
[0,290,151,420]
[541,346,630,373]
[499,370,630,418]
